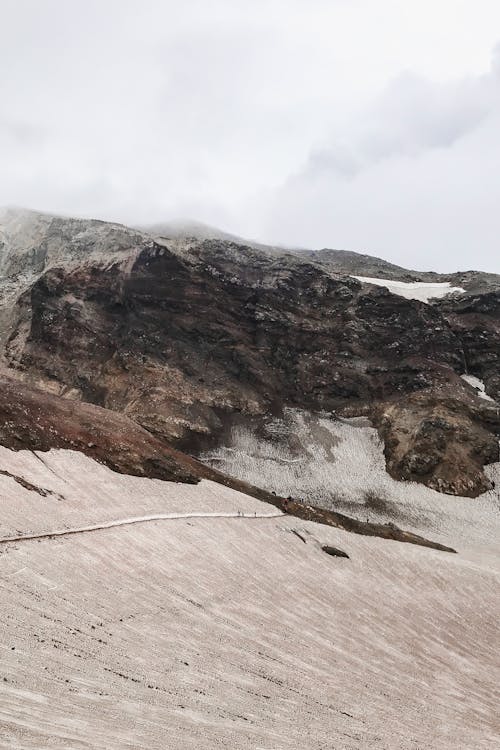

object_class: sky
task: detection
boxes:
[1,0,499,272]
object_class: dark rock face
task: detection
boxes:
[437,291,500,402]
[6,241,462,432]
[1,213,499,497]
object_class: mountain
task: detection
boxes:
[0,207,499,748]
[1,207,499,496]
[143,217,293,254]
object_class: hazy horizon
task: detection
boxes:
[1,1,500,272]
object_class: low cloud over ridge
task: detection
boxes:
[0,0,499,271]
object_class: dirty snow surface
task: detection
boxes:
[352,275,465,302]
[1,444,499,749]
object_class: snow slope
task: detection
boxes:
[0,445,499,748]
[201,409,500,556]
[352,275,465,302]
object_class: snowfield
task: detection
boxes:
[201,410,500,556]
[352,276,465,302]
[0,444,499,749]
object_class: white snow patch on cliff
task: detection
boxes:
[352,275,465,302]
[461,374,496,402]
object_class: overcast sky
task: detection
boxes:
[1,0,499,271]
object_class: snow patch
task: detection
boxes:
[201,409,500,555]
[352,275,465,303]
[461,374,496,402]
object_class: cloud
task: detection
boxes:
[300,63,500,181]
[259,48,500,271]
[0,120,46,146]
[0,1,499,271]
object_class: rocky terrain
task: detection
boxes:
[297,246,500,293]
[1,207,499,496]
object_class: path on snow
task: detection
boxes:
[0,510,284,545]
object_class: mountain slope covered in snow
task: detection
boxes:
[0,207,499,748]
[0,443,498,749]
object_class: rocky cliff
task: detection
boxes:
[1,207,499,497]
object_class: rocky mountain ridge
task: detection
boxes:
[1,207,499,498]
[296,247,500,293]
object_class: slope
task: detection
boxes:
[0,444,498,749]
